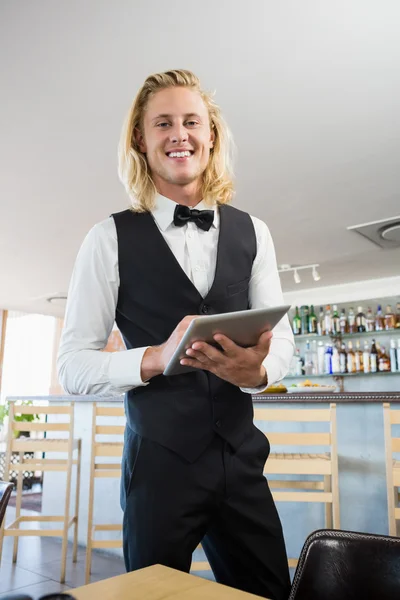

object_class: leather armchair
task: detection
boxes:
[289,528,400,600]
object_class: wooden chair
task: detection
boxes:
[0,401,81,583]
[0,481,13,527]
[191,544,210,573]
[383,403,400,536]
[254,403,340,567]
[85,403,125,583]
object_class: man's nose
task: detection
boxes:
[170,123,188,143]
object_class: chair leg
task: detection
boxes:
[85,447,95,584]
[60,457,73,583]
[324,475,333,529]
[85,535,93,584]
[0,507,6,564]
[73,441,82,563]
[332,472,340,529]
[13,461,24,563]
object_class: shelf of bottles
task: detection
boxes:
[288,301,400,378]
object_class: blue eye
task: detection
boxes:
[157,122,170,128]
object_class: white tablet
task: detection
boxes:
[163,304,291,376]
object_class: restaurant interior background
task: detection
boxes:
[1,0,400,402]
[0,0,400,592]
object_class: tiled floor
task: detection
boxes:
[0,507,213,598]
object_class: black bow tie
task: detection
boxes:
[173,204,214,232]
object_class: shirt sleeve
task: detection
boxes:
[57,218,150,397]
[240,216,295,394]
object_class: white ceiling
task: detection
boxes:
[1,0,400,318]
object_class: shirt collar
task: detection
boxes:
[152,193,219,232]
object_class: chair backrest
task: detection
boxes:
[4,402,76,479]
[0,480,14,527]
[254,404,338,478]
[254,404,336,449]
[91,404,125,477]
[383,402,400,535]
[289,528,400,600]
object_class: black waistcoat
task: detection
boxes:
[112,204,257,462]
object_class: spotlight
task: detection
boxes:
[294,269,301,284]
[312,266,321,281]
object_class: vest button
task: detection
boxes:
[215,420,221,428]
[202,304,210,314]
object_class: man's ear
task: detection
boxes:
[134,127,146,153]
[209,125,215,149]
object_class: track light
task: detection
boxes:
[278,263,321,284]
[312,266,320,281]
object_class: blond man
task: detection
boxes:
[58,70,294,600]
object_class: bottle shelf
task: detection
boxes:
[292,329,400,341]
[284,371,400,380]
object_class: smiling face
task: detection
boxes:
[135,87,215,202]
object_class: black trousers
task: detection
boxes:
[120,425,291,600]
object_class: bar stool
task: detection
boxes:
[0,400,81,583]
[383,403,400,536]
[85,403,125,583]
[254,403,340,567]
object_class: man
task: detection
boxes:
[58,69,294,600]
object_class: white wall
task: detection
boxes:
[283,275,400,307]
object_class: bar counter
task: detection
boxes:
[6,392,400,562]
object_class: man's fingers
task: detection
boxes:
[254,330,273,351]
[212,334,238,356]
[190,341,224,362]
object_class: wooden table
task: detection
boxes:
[70,564,267,599]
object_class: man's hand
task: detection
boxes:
[180,330,272,388]
[140,316,198,382]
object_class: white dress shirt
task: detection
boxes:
[57,194,294,397]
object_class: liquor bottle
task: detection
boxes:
[292,307,301,335]
[365,307,375,332]
[317,307,325,336]
[355,340,363,372]
[294,348,304,376]
[300,306,309,336]
[339,343,347,374]
[317,341,325,373]
[375,305,384,331]
[348,307,356,334]
[324,343,333,375]
[378,346,391,372]
[356,306,366,333]
[311,340,318,375]
[339,308,348,334]
[346,341,356,373]
[331,345,340,374]
[363,341,370,373]
[389,340,398,372]
[370,339,378,373]
[385,305,396,330]
[397,340,400,373]
[332,305,340,334]
[324,305,332,336]
[308,305,318,334]
[395,302,400,329]
[304,340,314,376]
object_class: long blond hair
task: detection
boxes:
[118,69,235,212]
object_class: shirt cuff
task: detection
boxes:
[240,353,282,395]
[108,347,150,389]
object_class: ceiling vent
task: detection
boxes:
[347,216,400,249]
